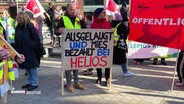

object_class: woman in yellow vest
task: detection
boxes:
[0,22,25,104]
[0,8,16,47]
[112,13,134,77]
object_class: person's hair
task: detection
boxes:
[66,3,75,9]
[7,0,15,6]
[48,2,54,7]
[25,11,34,19]
[85,14,92,21]
[0,8,10,17]
[55,4,61,9]
[17,12,30,27]
[8,6,17,19]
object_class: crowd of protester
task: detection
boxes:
[0,2,183,104]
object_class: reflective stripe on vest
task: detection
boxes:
[113,23,121,46]
[8,68,15,80]
[0,26,3,34]
[8,60,13,68]
[8,18,15,43]
[8,59,15,80]
[0,62,5,79]
[9,34,14,40]
[62,16,81,29]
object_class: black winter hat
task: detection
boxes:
[94,8,104,17]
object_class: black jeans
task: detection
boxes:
[96,68,110,80]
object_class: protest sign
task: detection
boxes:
[61,29,114,70]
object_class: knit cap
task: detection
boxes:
[94,8,104,17]
[115,13,122,21]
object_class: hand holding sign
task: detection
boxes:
[59,28,65,34]
[0,48,10,60]
[16,54,25,64]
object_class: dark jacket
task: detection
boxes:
[54,12,86,36]
[113,21,129,64]
[45,7,54,27]
[14,23,40,69]
[111,20,121,28]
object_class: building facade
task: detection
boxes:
[0,0,129,12]
[84,0,129,13]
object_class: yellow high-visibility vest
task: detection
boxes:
[8,18,15,43]
[0,62,5,79]
[62,16,81,29]
[113,23,121,46]
[0,18,15,43]
[7,58,15,80]
[0,26,3,34]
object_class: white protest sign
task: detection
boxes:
[128,41,178,58]
[61,29,114,70]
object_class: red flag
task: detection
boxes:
[25,0,45,18]
[106,0,120,15]
[129,0,184,50]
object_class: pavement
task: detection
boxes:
[7,56,184,104]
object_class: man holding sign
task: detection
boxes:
[55,3,86,93]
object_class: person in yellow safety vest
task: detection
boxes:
[112,13,134,77]
[0,8,18,90]
[0,8,16,47]
[7,18,16,45]
[0,23,25,104]
[54,3,86,93]
[111,14,120,47]
[113,23,120,46]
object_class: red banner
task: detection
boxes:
[106,0,120,15]
[129,0,184,50]
[25,0,45,18]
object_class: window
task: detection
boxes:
[84,0,93,5]
[114,0,129,5]
[84,0,104,5]
[94,0,103,5]
[84,0,129,5]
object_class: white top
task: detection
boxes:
[0,81,10,97]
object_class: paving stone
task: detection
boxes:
[7,58,184,104]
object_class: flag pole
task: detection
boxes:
[104,0,108,20]
[78,0,84,17]
[129,0,131,12]
[61,70,64,96]
[16,0,18,13]
[104,0,106,9]
[170,51,179,91]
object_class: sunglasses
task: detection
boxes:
[0,13,3,14]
